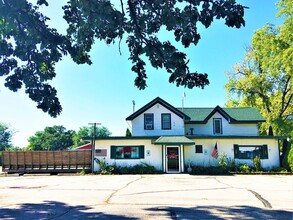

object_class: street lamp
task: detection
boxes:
[89,122,101,172]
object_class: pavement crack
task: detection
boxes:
[214,177,234,188]
[105,175,143,204]
[247,189,272,209]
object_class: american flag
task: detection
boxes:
[212,142,219,159]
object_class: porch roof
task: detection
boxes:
[153,136,195,145]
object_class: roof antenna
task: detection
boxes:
[132,100,135,113]
[182,92,186,112]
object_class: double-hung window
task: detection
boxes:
[144,113,154,130]
[213,118,222,134]
[161,113,171,130]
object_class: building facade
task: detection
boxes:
[94,97,282,173]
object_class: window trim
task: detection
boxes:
[234,144,268,159]
[110,145,145,159]
[144,113,154,130]
[161,113,171,130]
[213,118,222,134]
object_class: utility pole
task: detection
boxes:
[89,122,101,172]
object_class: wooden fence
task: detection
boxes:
[1,150,91,174]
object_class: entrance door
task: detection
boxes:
[166,147,180,173]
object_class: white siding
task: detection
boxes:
[95,137,280,172]
[184,138,280,169]
[130,104,185,136]
[94,139,163,172]
[185,112,259,136]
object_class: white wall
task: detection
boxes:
[94,139,163,172]
[95,137,280,172]
[184,138,280,169]
[130,103,185,136]
[185,112,259,136]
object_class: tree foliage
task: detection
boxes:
[225,0,293,136]
[0,0,246,116]
[125,128,132,137]
[26,125,75,150]
[0,122,14,151]
[72,126,111,147]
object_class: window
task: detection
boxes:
[161,113,171,130]
[110,145,145,159]
[234,145,268,159]
[195,145,203,153]
[213,118,222,134]
[144,114,154,130]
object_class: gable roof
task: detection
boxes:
[126,97,265,124]
[182,106,265,124]
[126,97,190,121]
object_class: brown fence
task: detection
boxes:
[1,150,91,174]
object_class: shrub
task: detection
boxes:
[94,158,115,174]
[282,132,293,171]
[271,166,288,173]
[287,143,293,172]
[190,166,229,175]
[96,162,161,175]
[253,156,262,172]
[130,162,158,174]
[238,163,251,173]
[218,153,228,169]
[227,158,236,172]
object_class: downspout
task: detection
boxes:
[278,139,281,167]
[181,144,184,173]
[182,144,185,173]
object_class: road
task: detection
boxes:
[0,174,292,219]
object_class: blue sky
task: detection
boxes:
[0,0,281,148]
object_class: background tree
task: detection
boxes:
[0,122,14,151]
[125,128,132,137]
[0,0,246,116]
[225,0,292,136]
[26,125,75,151]
[72,126,111,148]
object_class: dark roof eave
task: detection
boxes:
[185,120,266,124]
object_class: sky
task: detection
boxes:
[0,0,282,148]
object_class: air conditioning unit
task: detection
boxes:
[146,124,153,129]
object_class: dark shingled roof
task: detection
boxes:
[126,97,265,124]
[181,106,265,124]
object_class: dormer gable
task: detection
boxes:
[183,106,265,124]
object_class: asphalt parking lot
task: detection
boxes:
[0,174,292,219]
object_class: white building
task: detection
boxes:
[94,97,283,173]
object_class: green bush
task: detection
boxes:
[287,143,293,172]
[190,166,229,175]
[130,162,158,174]
[238,163,251,173]
[94,158,115,174]
[253,156,262,172]
[96,162,161,175]
[227,158,236,172]
[271,166,288,173]
[281,132,293,171]
[218,153,228,169]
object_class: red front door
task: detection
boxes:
[167,147,180,172]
